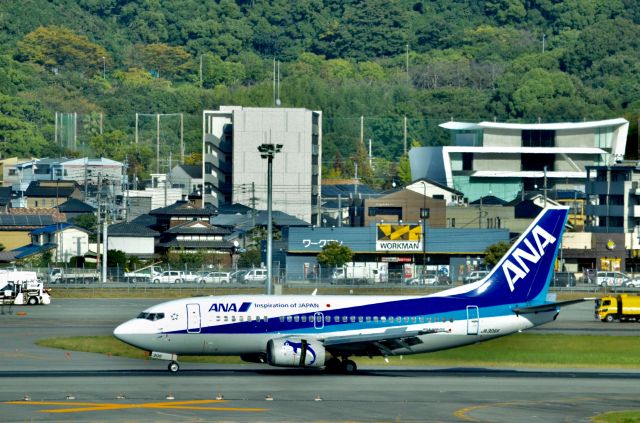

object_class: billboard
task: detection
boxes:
[376,224,423,252]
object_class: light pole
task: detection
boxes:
[102,56,106,79]
[419,181,429,277]
[258,143,283,295]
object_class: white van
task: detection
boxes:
[243,268,267,283]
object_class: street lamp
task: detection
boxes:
[419,181,429,277]
[258,143,283,295]
[101,56,106,79]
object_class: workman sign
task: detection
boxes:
[376,224,423,252]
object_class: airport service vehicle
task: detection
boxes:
[0,270,51,305]
[331,262,388,284]
[49,267,100,284]
[115,206,592,374]
[123,265,162,283]
[152,271,183,284]
[595,294,640,322]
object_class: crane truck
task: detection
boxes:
[595,294,640,322]
[0,270,51,305]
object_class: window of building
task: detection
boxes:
[522,130,555,147]
[462,153,473,171]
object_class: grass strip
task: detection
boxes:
[37,333,640,369]
[592,411,640,423]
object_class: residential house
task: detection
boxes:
[169,164,203,197]
[158,220,234,268]
[12,222,89,262]
[55,198,96,221]
[107,222,159,259]
[24,180,83,208]
[0,210,65,250]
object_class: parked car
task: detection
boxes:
[181,271,201,283]
[243,268,267,283]
[229,270,248,284]
[200,271,230,284]
[623,278,640,288]
[405,271,439,286]
[464,270,489,284]
[596,271,631,287]
[551,272,577,287]
[152,271,183,284]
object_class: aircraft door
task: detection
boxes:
[466,305,479,335]
[187,303,201,333]
[313,312,324,330]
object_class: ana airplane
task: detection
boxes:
[114,206,588,373]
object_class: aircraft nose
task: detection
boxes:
[113,320,139,344]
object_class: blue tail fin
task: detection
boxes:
[468,206,568,305]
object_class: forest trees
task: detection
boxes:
[0,1,639,185]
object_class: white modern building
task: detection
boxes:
[410,118,629,202]
[203,106,322,224]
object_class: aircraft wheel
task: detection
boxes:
[168,361,180,373]
[342,359,357,373]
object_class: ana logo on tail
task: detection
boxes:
[501,224,557,292]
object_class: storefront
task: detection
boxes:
[285,224,509,283]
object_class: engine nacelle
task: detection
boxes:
[266,337,326,368]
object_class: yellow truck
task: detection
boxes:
[595,294,640,322]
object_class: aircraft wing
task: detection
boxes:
[320,327,445,356]
[513,298,596,314]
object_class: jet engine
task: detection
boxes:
[266,337,326,368]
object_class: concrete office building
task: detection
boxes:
[203,106,322,224]
[410,118,629,203]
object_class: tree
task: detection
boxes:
[107,250,128,269]
[71,214,97,242]
[238,248,261,268]
[317,242,353,268]
[483,241,511,268]
[132,43,192,80]
[19,26,110,75]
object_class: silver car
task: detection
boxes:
[200,272,230,284]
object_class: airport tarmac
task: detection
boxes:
[0,298,639,422]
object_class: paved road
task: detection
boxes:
[0,298,639,422]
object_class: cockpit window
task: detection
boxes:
[137,312,165,321]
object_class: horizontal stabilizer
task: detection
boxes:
[513,298,596,314]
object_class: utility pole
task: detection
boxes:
[543,166,548,208]
[258,143,283,295]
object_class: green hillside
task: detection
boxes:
[1,0,639,187]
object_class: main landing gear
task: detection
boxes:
[325,357,358,374]
[168,361,180,373]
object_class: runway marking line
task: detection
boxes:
[4,399,268,414]
[453,396,624,422]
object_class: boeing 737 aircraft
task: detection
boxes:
[114,206,588,373]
